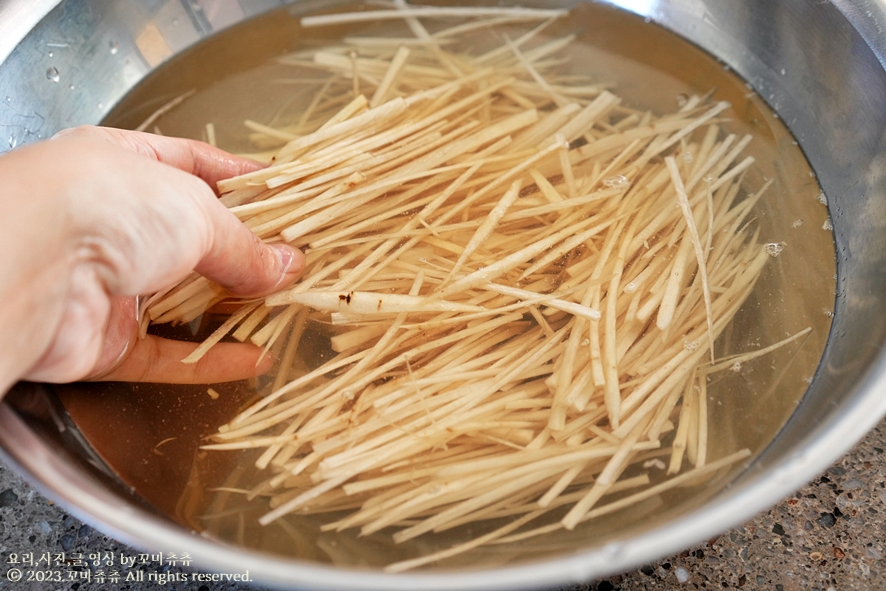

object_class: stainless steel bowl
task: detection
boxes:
[1,1,884,589]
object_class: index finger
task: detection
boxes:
[52,125,263,191]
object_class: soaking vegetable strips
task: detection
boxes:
[142,3,810,571]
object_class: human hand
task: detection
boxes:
[0,126,305,393]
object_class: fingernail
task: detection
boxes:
[272,243,295,271]
[271,244,303,285]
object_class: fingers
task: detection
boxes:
[90,336,275,384]
[92,296,139,369]
[52,125,263,191]
[196,221,306,297]
[79,296,139,381]
[83,296,278,383]
[71,126,308,296]
[49,131,306,298]
[22,128,306,386]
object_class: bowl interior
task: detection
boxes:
[0,0,882,588]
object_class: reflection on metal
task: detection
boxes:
[182,0,215,36]
[151,2,201,55]
[609,0,657,17]
[198,0,247,30]
[136,22,174,67]
[0,0,61,66]
[0,0,292,152]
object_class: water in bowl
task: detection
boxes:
[59,1,835,571]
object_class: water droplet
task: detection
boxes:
[624,281,637,293]
[602,175,630,190]
[48,51,53,58]
[822,218,833,231]
[46,66,60,83]
[7,136,15,148]
[823,308,834,318]
[69,84,75,90]
[730,361,742,372]
[791,219,804,228]
[5,96,10,102]
[817,192,828,206]
[764,242,785,257]
[682,150,694,163]
[97,102,104,111]
[683,340,698,351]
[172,17,180,26]
[109,41,119,55]
[780,68,786,76]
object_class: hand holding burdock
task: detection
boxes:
[0,125,305,393]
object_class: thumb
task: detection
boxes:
[195,201,305,297]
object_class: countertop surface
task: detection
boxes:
[0,420,883,591]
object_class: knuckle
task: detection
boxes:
[51,124,100,141]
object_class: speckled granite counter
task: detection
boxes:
[0,420,883,591]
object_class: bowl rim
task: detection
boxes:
[2,0,886,588]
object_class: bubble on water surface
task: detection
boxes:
[602,175,629,190]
